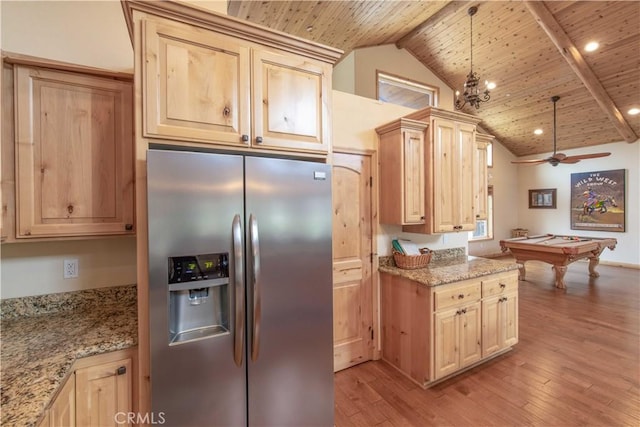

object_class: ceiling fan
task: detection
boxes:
[511,96,611,166]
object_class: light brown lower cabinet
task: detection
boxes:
[38,348,135,427]
[381,270,518,387]
[47,376,75,427]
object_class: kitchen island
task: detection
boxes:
[379,252,519,387]
[0,285,138,427]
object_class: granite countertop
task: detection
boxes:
[379,253,519,286]
[0,285,138,427]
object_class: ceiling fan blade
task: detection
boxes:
[558,158,581,164]
[511,158,550,165]
[562,152,611,161]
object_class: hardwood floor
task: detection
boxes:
[334,259,640,426]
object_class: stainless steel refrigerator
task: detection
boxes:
[147,148,334,426]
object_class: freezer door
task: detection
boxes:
[147,149,246,426]
[245,157,334,426]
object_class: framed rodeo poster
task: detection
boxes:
[570,169,625,232]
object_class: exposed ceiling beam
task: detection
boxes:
[395,1,461,49]
[524,0,638,143]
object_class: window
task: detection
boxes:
[376,71,438,109]
[470,185,494,240]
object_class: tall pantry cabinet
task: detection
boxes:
[120,0,342,417]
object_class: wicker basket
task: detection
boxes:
[393,248,432,270]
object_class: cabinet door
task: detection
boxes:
[434,307,460,379]
[473,137,489,220]
[482,295,502,357]
[252,49,331,153]
[432,119,457,232]
[402,129,425,223]
[458,301,482,367]
[482,292,518,356]
[75,358,132,427]
[14,66,134,238]
[49,374,75,427]
[456,122,476,231]
[143,18,251,146]
[503,292,519,348]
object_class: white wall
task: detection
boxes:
[0,238,137,299]
[515,141,639,267]
[334,44,455,110]
[1,0,134,72]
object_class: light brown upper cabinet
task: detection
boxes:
[143,17,332,155]
[12,65,134,239]
[474,133,494,221]
[377,118,428,225]
[397,107,482,234]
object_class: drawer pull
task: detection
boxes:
[458,294,465,299]
[117,366,127,375]
[500,283,506,289]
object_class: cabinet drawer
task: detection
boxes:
[482,272,518,297]
[434,281,481,310]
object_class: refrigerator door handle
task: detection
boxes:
[232,214,245,367]
[249,214,261,362]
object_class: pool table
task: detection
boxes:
[499,234,617,289]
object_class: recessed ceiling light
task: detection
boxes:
[629,107,640,115]
[306,25,313,32]
[534,129,543,135]
[485,81,497,90]
[585,41,599,52]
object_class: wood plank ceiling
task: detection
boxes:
[228,1,640,157]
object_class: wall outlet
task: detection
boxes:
[63,259,79,279]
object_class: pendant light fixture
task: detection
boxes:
[455,6,491,110]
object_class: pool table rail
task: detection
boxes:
[499,234,617,289]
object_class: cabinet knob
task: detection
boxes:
[125,224,134,231]
[117,366,127,375]
[458,294,465,299]
[67,205,74,214]
[500,283,506,289]
[223,106,230,117]
[256,136,263,144]
[242,134,249,143]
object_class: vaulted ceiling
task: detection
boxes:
[227,1,640,157]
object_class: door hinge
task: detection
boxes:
[369,176,373,187]
[370,252,373,263]
[370,328,374,340]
